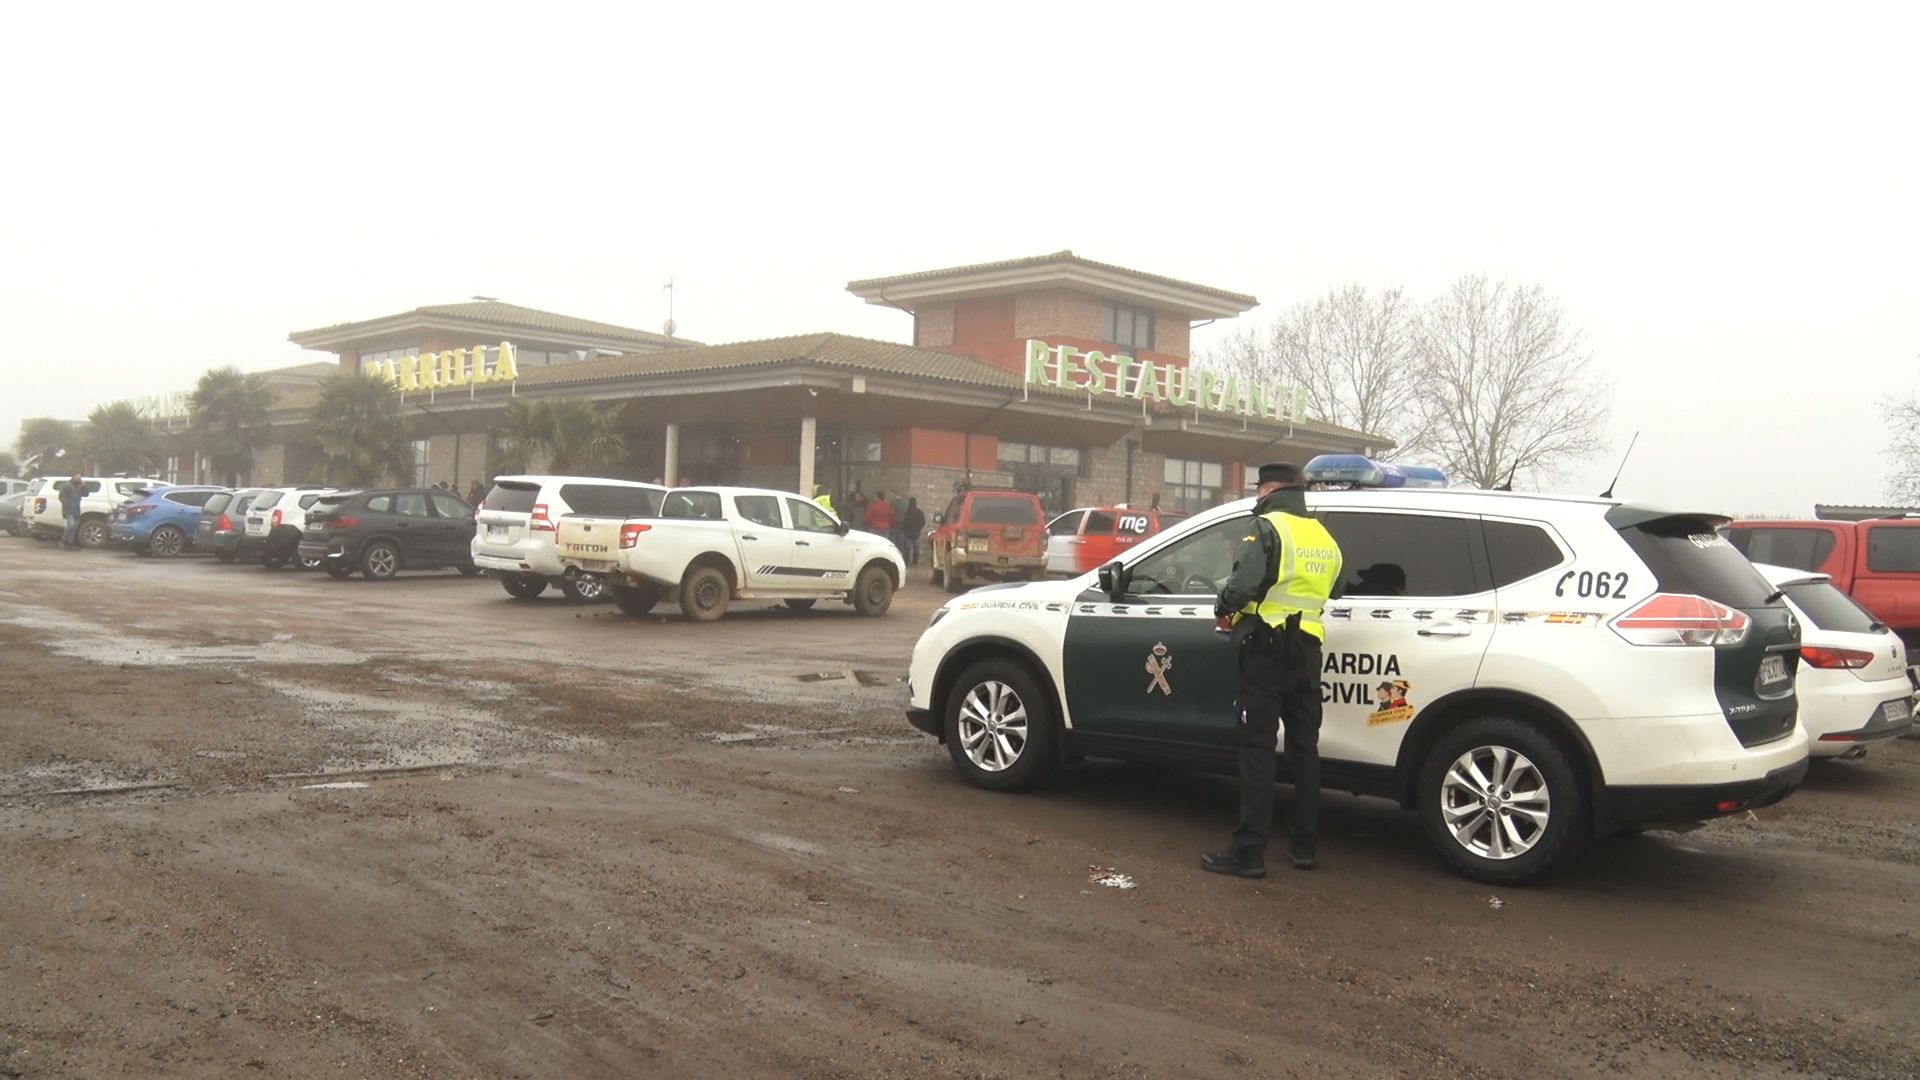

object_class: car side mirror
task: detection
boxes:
[1096,560,1129,601]
[932,512,946,526]
[835,520,850,536]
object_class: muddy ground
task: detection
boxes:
[0,540,1915,1079]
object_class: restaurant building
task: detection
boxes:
[244,252,1383,514]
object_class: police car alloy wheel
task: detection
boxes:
[944,659,1057,791]
[1418,718,1585,884]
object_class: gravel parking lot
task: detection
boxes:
[1,541,1916,1078]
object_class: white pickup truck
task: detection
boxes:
[554,486,907,622]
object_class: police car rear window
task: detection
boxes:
[1782,581,1880,634]
[1322,511,1482,597]
[1617,516,1773,608]
[483,482,540,515]
[969,496,1040,525]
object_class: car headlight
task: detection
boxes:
[929,606,951,628]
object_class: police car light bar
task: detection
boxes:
[1303,454,1448,489]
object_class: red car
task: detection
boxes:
[929,489,1047,592]
[1045,506,1189,577]
[1725,518,1920,650]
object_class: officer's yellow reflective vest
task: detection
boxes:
[814,493,834,512]
[1240,511,1343,641]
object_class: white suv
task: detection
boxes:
[243,486,337,569]
[26,476,164,546]
[905,479,1810,884]
[472,475,667,602]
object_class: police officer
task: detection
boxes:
[1202,462,1343,877]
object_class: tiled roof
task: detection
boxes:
[260,331,1376,443]
[291,301,685,348]
[847,250,1258,307]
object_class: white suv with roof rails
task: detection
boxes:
[905,464,1811,885]
[243,486,337,569]
[472,475,668,602]
[26,476,164,546]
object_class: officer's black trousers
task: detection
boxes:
[1230,631,1324,855]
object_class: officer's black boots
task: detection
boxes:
[1286,843,1317,871]
[1200,848,1267,879]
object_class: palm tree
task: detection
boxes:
[15,418,78,472]
[311,372,413,486]
[81,401,162,475]
[188,366,274,486]
[493,398,627,474]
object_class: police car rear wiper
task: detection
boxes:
[1765,588,1785,604]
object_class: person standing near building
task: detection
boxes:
[813,485,834,513]
[846,482,868,529]
[864,488,896,544]
[901,497,925,565]
[467,479,486,507]
[1202,462,1342,877]
[59,474,86,549]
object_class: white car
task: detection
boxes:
[243,486,338,569]
[26,476,164,546]
[1753,563,1915,758]
[905,458,1811,885]
[555,486,907,622]
[472,475,667,602]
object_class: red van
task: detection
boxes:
[1724,519,1920,648]
[928,489,1047,592]
[1044,506,1189,577]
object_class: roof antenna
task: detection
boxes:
[1599,430,1640,500]
[1494,461,1518,492]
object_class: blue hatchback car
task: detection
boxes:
[110,485,228,556]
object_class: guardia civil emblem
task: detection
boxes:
[1145,642,1173,696]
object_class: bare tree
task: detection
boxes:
[1202,285,1427,455]
[1411,276,1610,488]
[1880,392,1920,503]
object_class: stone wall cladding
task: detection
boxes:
[1013,289,1103,340]
[915,302,956,348]
[1154,311,1191,359]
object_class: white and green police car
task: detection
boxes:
[904,456,1811,884]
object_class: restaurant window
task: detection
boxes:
[1164,457,1224,513]
[998,441,1082,470]
[1100,302,1155,351]
[410,439,430,486]
[844,430,883,463]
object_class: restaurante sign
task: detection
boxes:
[363,342,519,392]
[1024,339,1303,422]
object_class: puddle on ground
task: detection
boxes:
[793,669,898,687]
[0,760,166,798]
[266,683,597,773]
[0,609,369,667]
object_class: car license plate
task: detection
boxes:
[1884,697,1911,723]
[487,524,507,538]
[1759,654,1788,687]
[968,539,988,553]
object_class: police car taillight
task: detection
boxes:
[1609,593,1752,647]
[1303,454,1447,488]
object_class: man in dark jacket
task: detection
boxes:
[901,497,926,565]
[59,475,86,549]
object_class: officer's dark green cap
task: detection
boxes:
[1258,462,1303,487]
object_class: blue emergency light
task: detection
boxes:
[1303,454,1448,489]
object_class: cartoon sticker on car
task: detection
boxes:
[1369,679,1414,725]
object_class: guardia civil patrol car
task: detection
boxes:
[904,456,1810,884]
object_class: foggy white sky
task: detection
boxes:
[2,2,1914,514]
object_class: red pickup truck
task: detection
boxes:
[1724,519,1920,647]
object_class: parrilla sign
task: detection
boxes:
[363,343,519,392]
[1024,339,1304,422]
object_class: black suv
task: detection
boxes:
[300,488,481,580]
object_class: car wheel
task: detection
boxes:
[77,518,108,548]
[678,566,731,622]
[148,525,186,557]
[456,562,482,577]
[943,658,1058,792]
[501,574,547,600]
[1418,718,1586,885]
[784,598,816,612]
[323,562,355,580]
[610,582,662,616]
[853,564,894,616]
[360,540,401,581]
[561,574,605,602]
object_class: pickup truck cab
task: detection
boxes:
[1725,519,1920,651]
[555,485,906,622]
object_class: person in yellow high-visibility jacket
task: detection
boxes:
[812,485,834,513]
[1202,461,1343,878]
